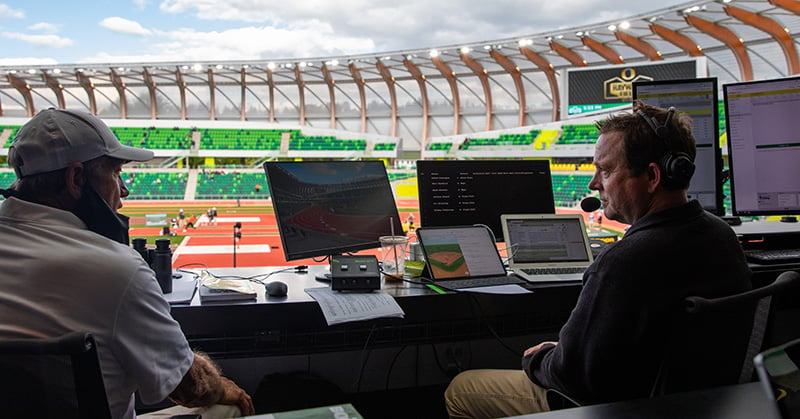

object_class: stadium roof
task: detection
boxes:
[1,0,798,152]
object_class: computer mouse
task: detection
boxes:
[265,281,288,297]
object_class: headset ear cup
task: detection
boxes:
[660,152,695,188]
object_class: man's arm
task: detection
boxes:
[169,351,254,416]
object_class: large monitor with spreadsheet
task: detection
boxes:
[416,159,555,241]
[724,76,800,216]
[633,77,723,215]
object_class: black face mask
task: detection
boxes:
[71,184,131,245]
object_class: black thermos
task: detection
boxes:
[154,238,173,294]
[132,237,148,263]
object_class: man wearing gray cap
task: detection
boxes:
[0,109,254,418]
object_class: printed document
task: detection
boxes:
[305,287,405,326]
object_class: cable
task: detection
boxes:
[353,324,377,393]
[466,293,523,358]
[385,345,409,390]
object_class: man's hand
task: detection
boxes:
[524,341,558,357]
[170,352,255,416]
[218,376,254,416]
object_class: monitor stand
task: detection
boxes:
[315,271,332,282]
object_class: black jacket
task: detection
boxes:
[523,200,752,404]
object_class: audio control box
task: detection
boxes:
[330,255,381,291]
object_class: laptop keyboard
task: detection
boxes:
[437,275,525,290]
[520,267,587,275]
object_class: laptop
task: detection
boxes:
[500,214,594,283]
[754,337,800,419]
[415,225,525,290]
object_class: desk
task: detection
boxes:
[512,382,777,419]
[170,265,581,359]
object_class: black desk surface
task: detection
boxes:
[511,382,778,419]
[169,265,581,358]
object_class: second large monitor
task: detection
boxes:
[416,159,555,241]
[633,77,724,215]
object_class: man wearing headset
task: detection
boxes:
[445,100,753,418]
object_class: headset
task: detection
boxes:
[636,107,695,189]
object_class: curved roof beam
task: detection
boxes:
[650,23,703,56]
[460,52,493,131]
[375,60,399,137]
[581,36,624,64]
[519,47,560,121]
[110,69,128,119]
[207,69,217,120]
[725,5,799,75]
[42,72,66,109]
[293,66,306,125]
[550,41,587,67]
[266,68,275,122]
[614,31,662,61]
[141,69,158,119]
[769,0,800,14]
[403,59,429,146]
[174,69,187,120]
[76,71,98,115]
[239,68,246,121]
[7,74,34,117]
[430,56,460,135]
[685,15,753,81]
[321,64,337,129]
[490,49,526,126]
[348,63,367,133]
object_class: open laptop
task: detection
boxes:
[415,225,525,290]
[754,337,800,419]
[500,214,594,283]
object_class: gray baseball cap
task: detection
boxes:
[8,108,154,177]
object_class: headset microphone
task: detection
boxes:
[580,196,602,212]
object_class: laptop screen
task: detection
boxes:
[416,225,507,280]
[502,214,593,266]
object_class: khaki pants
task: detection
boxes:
[445,369,549,419]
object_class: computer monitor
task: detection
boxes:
[416,159,555,241]
[263,160,404,261]
[633,77,724,215]
[723,76,800,217]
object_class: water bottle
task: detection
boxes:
[153,238,173,294]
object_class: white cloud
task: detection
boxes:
[1,32,73,48]
[99,17,152,36]
[84,23,376,63]
[133,0,149,8]
[28,22,59,34]
[0,4,25,19]
[0,57,58,66]
[154,0,687,53]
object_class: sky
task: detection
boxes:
[0,0,690,66]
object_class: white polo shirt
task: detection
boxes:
[0,197,193,419]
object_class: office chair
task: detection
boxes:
[0,331,112,419]
[546,270,800,410]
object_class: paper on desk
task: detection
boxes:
[305,287,405,326]
[198,270,256,295]
[456,284,532,294]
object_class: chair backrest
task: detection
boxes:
[754,336,800,419]
[654,270,800,396]
[0,331,112,419]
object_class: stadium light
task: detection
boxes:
[267,62,276,70]
[608,24,617,31]
[619,21,631,30]
[429,49,440,58]
[460,47,471,55]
